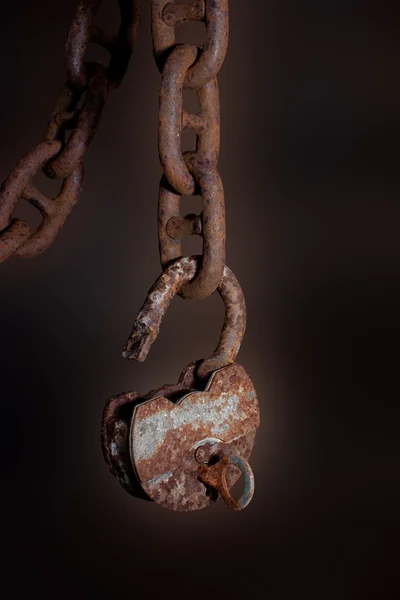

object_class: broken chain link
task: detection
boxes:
[0,0,140,263]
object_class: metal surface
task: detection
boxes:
[122,256,246,381]
[0,1,260,512]
[130,363,259,512]
[199,455,255,511]
[102,360,202,499]
[0,0,140,262]
[152,1,229,88]
[66,0,140,93]
[103,1,260,512]
[154,0,227,300]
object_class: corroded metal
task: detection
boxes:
[0,141,61,233]
[66,0,140,92]
[154,0,226,300]
[199,455,255,511]
[130,362,259,511]
[102,0,260,513]
[0,0,139,263]
[122,256,246,381]
[158,166,225,300]
[159,44,199,196]
[166,213,202,239]
[0,141,85,261]
[162,0,205,28]
[46,64,108,179]
[66,0,102,92]
[102,360,260,511]
[1,1,258,513]
[0,220,31,264]
[102,360,202,499]
[16,166,85,258]
[152,0,229,88]
[158,77,224,298]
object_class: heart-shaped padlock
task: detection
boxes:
[102,257,260,511]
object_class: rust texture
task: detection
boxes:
[154,0,226,300]
[102,360,203,499]
[122,256,246,381]
[102,359,260,510]
[101,389,150,499]
[102,0,260,512]
[45,64,108,179]
[166,213,202,238]
[0,0,140,263]
[159,44,199,196]
[67,0,140,93]
[162,0,205,28]
[0,141,83,261]
[130,362,259,512]
[198,454,255,511]
[152,0,228,88]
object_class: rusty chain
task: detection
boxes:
[154,0,228,300]
[0,0,140,263]
[1,0,243,376]
[121,0,245,382]
[1,0,258,511]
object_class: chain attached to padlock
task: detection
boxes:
[102,257,260,511]
[102,1,261,512]
[0,1,260,512]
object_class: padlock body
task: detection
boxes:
[102,361,260,511]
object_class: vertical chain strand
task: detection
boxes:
[153,0,228,300]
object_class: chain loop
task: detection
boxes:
[159,54,220,196]
[0,142,85,262]
[152,0,228,88]
[0,1,139,263]
[66,0,140,92]
[154,0,227,300]
[158,160,225,300]
[122,256,246,381]
[162,0,205,28]
[159,44,198,196]
[0,220,31,264]
[15,165,84,259]
[0,142,61,232]
[45,64,108,179]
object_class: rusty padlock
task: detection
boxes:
[101,257,260,511]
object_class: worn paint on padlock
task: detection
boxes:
[102,361,202,500]
[130,363,260,511]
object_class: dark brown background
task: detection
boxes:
[0,1,398,598]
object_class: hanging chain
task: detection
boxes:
[121,1,243,381]
[0,0,231,307]
[0,0,140,263]
[0,0,228,299]
[154,0,228,300]
[2,0,257,511]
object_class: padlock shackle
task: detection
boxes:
[122,256,246,379]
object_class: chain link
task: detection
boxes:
[152,0,228,88]
[153,0,228,300]
[0,0,140,263]
[1,0,230,305]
